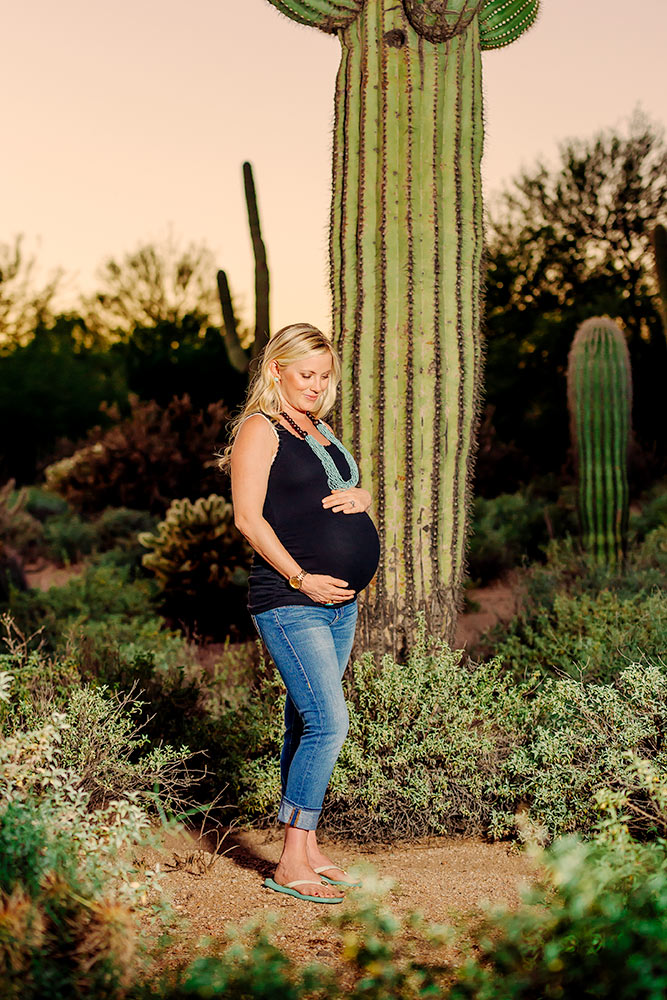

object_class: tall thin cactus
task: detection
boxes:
[262,0,540,655]
[567,317,632,566]
[217,161,271,373]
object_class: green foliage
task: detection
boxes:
[567,317,632,564]
[139,495,252,640]
[467,492,575,583]
[488,530,667,682]
[451,834,667,1000]
[0,700,166,1000]
[5,559,162,651]
[494,588,667,684]
[44,394,231,516]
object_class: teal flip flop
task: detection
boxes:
[314,866,362,888]
[263,877,344,903]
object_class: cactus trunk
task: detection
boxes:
[263,0,539,656]
[567,317,632,566]
[331,7,483,654]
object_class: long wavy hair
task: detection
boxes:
[217,323,341,473]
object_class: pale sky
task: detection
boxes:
[4,0,667,334]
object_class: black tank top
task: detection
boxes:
[246,414,380,614]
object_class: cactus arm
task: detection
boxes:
[216,270,249,374]
[266,0,363,32]
[243,162,271,360]
[479,0,540,49]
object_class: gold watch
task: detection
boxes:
[288,569,307,590]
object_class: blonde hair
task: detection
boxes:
[217,323,341,473]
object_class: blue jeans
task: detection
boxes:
[251,600,358,831]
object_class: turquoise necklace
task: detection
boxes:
[280,410,359,491]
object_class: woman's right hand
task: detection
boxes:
[300,573,355,605]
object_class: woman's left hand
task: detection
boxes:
[322,487,372,514]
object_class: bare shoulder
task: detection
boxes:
[233,413,279,458]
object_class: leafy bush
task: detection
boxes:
[451,833,667,1000]
[0,700,166,1000]
[486,529,667,683]
[139,494,252,640]
[493,588,667,684]
[467,492,575,584]
[220,617,667,843]
[630,480,667,539]
[44,393,231,515]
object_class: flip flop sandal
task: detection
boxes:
[263,877,344,903]
[314,866,363,888]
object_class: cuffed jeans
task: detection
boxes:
[250,599,358,831]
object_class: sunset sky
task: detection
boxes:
[5,0,667,334]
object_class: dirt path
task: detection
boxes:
[140,827,537,978]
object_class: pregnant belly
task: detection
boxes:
[281,511,380,594]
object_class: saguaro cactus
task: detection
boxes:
[567,317,632,566]
[264,0,539,655]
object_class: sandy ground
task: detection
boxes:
[137,826,537,980]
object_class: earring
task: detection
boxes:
[273,377,279,384]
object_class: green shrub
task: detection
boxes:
[493,588,667,684]
[630,480,667,539]
[468,492,575,584]
[451,834,667,1000]
[5,560,162,651]
[44,394,230,516]
[41,509,98,563]
[139,494,252,640]
[220,617,667,843]
[0,705,166,1000]
[486,529,667,683]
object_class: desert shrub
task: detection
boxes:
[451,833,667,1000]
[221,617,667,843]
[44,394,230,516]
[139,494,252,640]
[0,699,166,1000]
[41,509,98,562]
[5,560,163,651]
[493,588,667,684]
[467,492,574,584]
[486,529,667,683]
[630,479,667,539]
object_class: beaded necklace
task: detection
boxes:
[279,410,359,491]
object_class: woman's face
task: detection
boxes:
[272,351,333,412]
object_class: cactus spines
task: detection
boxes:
[567,317,632,566]
[262,0,539,655]
[650,223,667,340]
[479,0,540,49]
[268,0,363,31]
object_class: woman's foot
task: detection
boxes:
[306,831,348,882]
[273,859,344,900]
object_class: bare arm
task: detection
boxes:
[231,414,355,603]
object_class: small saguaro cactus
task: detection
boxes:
[262,0,540,656]
[567,317,632,566]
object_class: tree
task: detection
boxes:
[482,110,667,489]
[0,236,61,350]
[84,234,222,341]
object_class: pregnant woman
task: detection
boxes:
[220,323,380,903]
